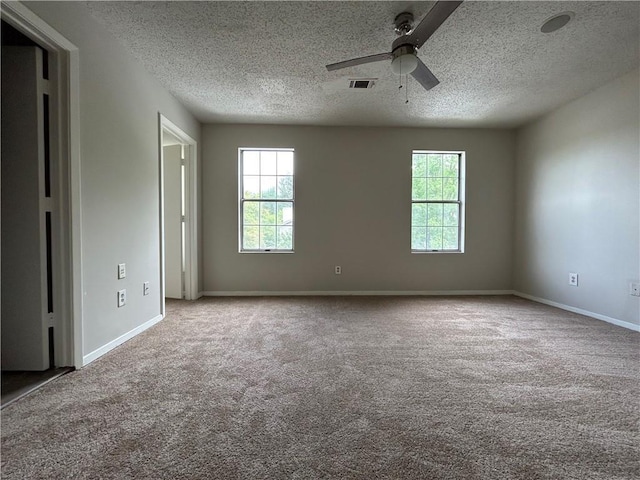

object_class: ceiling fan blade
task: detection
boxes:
[326,52,392,71]
[411,59,440,91]
[407,1,463,49]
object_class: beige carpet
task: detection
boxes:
[1,296,638,479]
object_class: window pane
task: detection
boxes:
[260,226,276,249]
[443,204,459,227]
[427,227,443,250]
[443,227,459,250]
[240,149,294,252]
[412,154,427,177]
[443,155,458,178]
[277,226,293,249]
[442,178,458,200]
[410,150,463,253]
[277,202,293,225]
[412,177,426,200]
[243,201,260,225]
[260,202,276,225]
[243,151,260,175]
[412,227,427,250]
[427,203,443,227]
[261,151,277,175]
[243,176,260,199]
[277,176,293,199]
[261,176,277,199]
[427,154,443,177]
[411,203,427,227]
[243,226,259,250]
[277,151,294,175]
[427,178,442,200]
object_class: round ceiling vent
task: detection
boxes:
[541,12,575,33]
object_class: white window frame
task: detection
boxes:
[411,150,466,253]
[238,147,295,253]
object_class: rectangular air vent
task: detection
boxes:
[349,78,377,89]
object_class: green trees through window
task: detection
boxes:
[240,149,294,251]
[411,151,463,251]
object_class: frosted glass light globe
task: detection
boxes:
[391,53,418,75]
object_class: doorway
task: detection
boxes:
[159,115,198,312]
[0,10,80,406]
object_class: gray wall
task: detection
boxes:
[202,125,515,293]
[514,68,640,326]
[26,2,201,356]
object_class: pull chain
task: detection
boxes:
[405,74,409,104]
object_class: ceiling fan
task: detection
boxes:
[326,1,463,91]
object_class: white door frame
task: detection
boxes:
[1,1,83,368]
[159,114,198,313]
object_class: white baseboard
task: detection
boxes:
[513,291,640,332]
[202,290,514,297]
[82,313,164,366]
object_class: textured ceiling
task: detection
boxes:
[83,1,639,128]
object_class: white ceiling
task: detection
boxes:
[84,1,639,128]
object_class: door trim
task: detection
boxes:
[1,1,83,368]
[159,114,199,313]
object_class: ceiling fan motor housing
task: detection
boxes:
[394,12,415,35]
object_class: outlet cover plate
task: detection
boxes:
[630,282,640,297]
[117,289,126,307]
[569,273,578,286]
[143,282,150,296]
[118,263,126,279]
[335,266,342,275]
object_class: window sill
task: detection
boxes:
[239,250,295,254]
[411,250,463,254]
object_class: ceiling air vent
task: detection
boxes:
[349,78,377,89]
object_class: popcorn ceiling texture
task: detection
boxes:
[82,1,639,127]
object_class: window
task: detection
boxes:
[411,151,464,252]
[239,148,294,252]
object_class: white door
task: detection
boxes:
[1,46,50,370]
[163,144,183,299]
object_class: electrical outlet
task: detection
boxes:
[118,263,126,279]
[143,282,150,296]
[117,289,126,307]
[569,273,578,286]
[335,265,342,275]
[630,282,640,297]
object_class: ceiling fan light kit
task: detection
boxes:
[390,45,418,75]
[325,1,463,92]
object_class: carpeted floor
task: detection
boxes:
[1,296,638,479]
[1,367,73,409]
